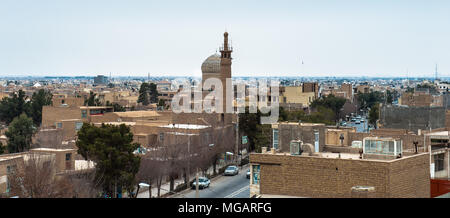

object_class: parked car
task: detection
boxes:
[191,177,210,189]
[224,165,239,176]
[246,169,250,179]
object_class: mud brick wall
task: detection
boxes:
[250,152,429,198]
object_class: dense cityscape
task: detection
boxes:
[1,1,449,217]
[1,42,449,198]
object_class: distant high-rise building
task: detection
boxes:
[94,75,108,85]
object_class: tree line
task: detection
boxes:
[0,89,52,154]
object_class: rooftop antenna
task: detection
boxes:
[435,63,438,81]
[406,68,409,86]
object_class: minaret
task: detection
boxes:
[220,32,233,114]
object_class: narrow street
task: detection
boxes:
[172,165,250,198]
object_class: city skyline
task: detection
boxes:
[0,0,449,78]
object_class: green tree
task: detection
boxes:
[239,108,262,152]
[5,114,35,153]
[158,99,165,107]
[28,89,53,126]
[148,83,158,104]
[106,101,126,112]
[310,94,346,122]
[138,83,150,106]
[405,87,415,93]
[386,90,394,104]
[253,124,272,153]
[84,91,102,106]
[417,83,438,94]
[238,108,274,152]
[0,142,4,154]
[0,90,30,124]
[138,83,159,106]
[369,104,380,129]
[76,123,141,198]
[357,91,384,111]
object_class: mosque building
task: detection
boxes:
[201,32,233,116]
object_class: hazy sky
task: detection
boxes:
[0,0,449,78]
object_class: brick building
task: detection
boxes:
[399,92,433,107]
[302,82,319,99]
[0,148,85,197]
[249,146,430,198]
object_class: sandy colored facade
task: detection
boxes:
[279,86,316,107]
[399,92,433,107]
[249,151,430,198]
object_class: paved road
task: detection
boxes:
[346,118,369,133]
[174,166,250,198]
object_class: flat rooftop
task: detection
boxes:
[99,122,136,126]
[0,155,22,162]
[425,131,449,137]
[114,111,160,117]
[276,122,326,127]
[79,106,113,109]
[31,148,76,152]
[160,124,210,130]
[254,151,426,163]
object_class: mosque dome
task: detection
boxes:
[201,54,221,74]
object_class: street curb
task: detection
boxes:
[168,164,250,198]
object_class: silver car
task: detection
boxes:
[224,165,239,176]
[192,177,210,189]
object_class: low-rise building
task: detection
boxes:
[249,139,430,198]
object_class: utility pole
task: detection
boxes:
[186,124,190,186]
[236,113,240,167]
[195,167,199,198]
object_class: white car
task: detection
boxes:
[224,165,239,176]
[192,177,210,189]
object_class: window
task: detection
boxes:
[75,122,83,131]
[56,122,62,128]
[81,110,87,118]
[396,141,402,155]
[6,164,16,175]
[159,133,164,142]
[65,153,72,161]
[252,165,260,185]
[273,129,279,150]
[435,153,445,172]
[388,141,395,153]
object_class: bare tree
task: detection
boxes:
[136,147,170,198]
[66,169,102,198]
[8,154,73,198]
